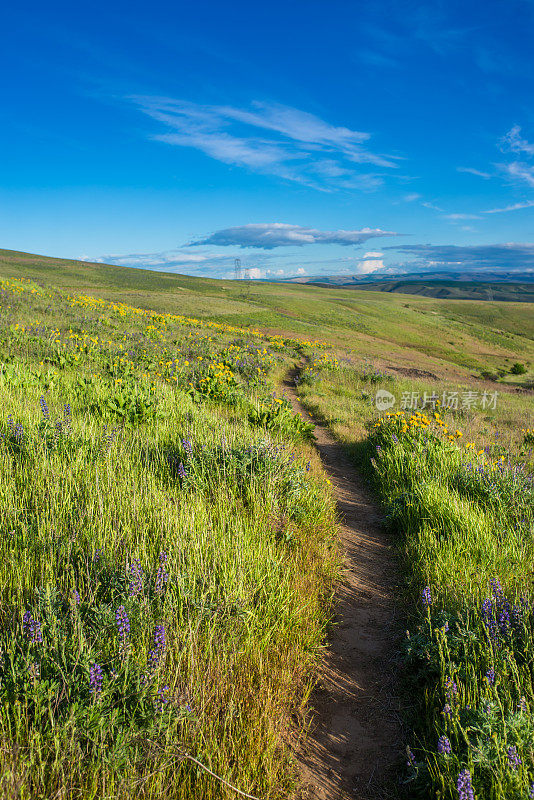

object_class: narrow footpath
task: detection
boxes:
[284,373,403,800]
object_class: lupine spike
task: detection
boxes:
[456,769,475,800]
[89,663,103,696]
[115,605,130,653]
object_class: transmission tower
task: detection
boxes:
[234,258,242,281]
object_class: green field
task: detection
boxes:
[2,248,534,382]
[0,249,532,799]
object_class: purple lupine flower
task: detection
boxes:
[422,586,432,607]
[115,605,130,653]
[406,746,416,769]
[177,461,186,480]
[182,438,193,457]
[305,461,311,472]
[147,624,166,673]
[442,703,453,717]
[89,663,103,696]
[485,668,495,685]
[481,598,497,641]
[93,548,102,562]
[39,396,50,421]
[22,611,32,636]
[445,677,458,704]
[29,618,42,643]
[155,685,170,713]
[507,745,521,770]
[72,589,80,606]
[63,403,72,430]
[457,769,475,800]
[437,735,452,755]
[155,551,169,594]
[23,611,43,643]
[498,608,510,637]
[490,577,503,598]
[529,782,534,799]
[153,624,166,654]
[128,559,143,597]
[518,696,527,713]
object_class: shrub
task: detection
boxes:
[510,362,528,375]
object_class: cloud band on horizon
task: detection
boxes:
[385,242,534,272]
[188,222,399,249]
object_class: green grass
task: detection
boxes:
[0,275,340,799]
[294,353,534,799]
[1,250,533,799]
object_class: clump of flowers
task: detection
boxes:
[22,611,43,644]
[457,769,475,800]
[507,745,521,770]
[128,559,143,597]
[115,605,130,654]
[147,624,166,674]
[155,685,170,713]
[89,663,103,697]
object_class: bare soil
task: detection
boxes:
[284,374,403,800]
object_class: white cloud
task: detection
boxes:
[357,258,386,274]
[421,200,445,212]
[129,96,399,191]
[500,125,534,156]
[363,251,384,257]
[443,213,481,220]
[484,200,534,214]
[403,192,421,201]
[190,222,398,249]
[296,267,306,274]
[503,161,534,187]
[248,267,263,279]
[456,167,491,179]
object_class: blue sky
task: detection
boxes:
[1,0,534,279]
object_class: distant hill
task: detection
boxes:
[285,271,534,302]
[0,247,533,382]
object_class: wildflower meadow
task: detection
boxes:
[0,276,339,799]
[296,358,534,799]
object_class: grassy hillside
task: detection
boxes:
[298,278,534,303]
[0,273,339,799]
[293,351,533,799]
[0,251,532,799]
[1,248,533,385]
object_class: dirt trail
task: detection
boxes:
[284,373,402,800]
